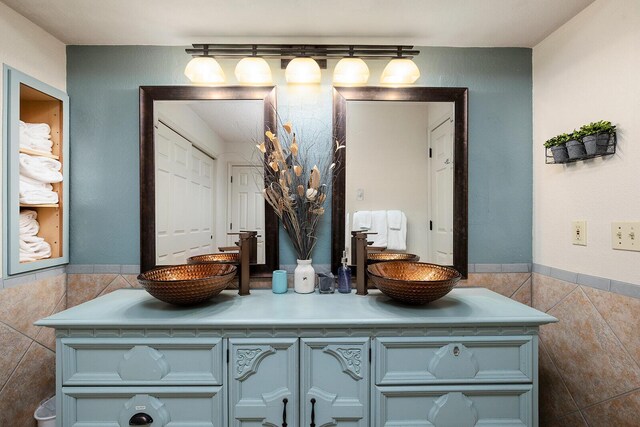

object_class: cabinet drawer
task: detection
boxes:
[374,385,533,427]
[61,337,223,386]
[61,386,224,427]
[375,336,533,385]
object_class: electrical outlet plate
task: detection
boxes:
[612,222,640,251]
[572,220,587,246]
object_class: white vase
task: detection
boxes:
[294,259,315,294]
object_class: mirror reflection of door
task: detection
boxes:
[228,165,265,264]
[429,112,454,264]
[345,101,454,264]
[153,100,264,265]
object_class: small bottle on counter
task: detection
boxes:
[337,251,352,293]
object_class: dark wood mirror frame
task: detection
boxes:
[139,85,279,274]
[331,86,468,278]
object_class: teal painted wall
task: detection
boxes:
[67,46,532,266]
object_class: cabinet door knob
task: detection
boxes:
[282,398,288,427]
[453,345,460,356]
[129,412,154,425]
[310,398,316,427]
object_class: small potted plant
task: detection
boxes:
[566,130,587,159]
[544,133,570,163]
[579,120,616,155]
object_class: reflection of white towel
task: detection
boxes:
[352,211,371,230]
[369,210,388,248]
[387,210,403,230]
[19,153,62,183]
[19,175,58,205]
[387,212,407,251]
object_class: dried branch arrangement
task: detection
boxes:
[256,119,343,260]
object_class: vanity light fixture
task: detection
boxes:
[333,57,370,86]
[235,57,272,84]
[285,57,322,84]
[185,44,420,85]
[380,58,421,85]
[184,57,225,84]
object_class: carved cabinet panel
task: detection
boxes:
[301,338,370,427]
[229,338,298,427]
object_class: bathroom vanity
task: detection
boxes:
[37,288,556,426]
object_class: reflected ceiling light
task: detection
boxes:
[184,57,225,84]
[285,57,321,84]
[380,58,420,85]
[333,57,370,85]
[235,57,272,84]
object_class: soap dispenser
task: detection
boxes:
[337,251,352,293]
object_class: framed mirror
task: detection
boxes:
[331,86,468,277]
[139,86,278,274]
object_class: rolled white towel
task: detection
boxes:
[19,153,63,183]
[19,210,40,236]
[19,175,58,205]
[21,137,53,153]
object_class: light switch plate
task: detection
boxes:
[356,188,365,201]
[612,222,640,251]
[572,220,587,246]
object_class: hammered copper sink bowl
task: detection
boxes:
[367,252,420,264]
[187,252,240,265]
[137,263,237,306]
[367,261,461,304]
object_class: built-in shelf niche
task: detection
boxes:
[3,66,69,276]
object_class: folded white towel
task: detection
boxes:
[369,210,388,248]
[387,210,403,230]
[387,212,407,251]
[19,235,51,262]
[19,153,62,183]
[352,211,372,230]
[19,175,58,205]
[24,122,51,138]
[20,137,53,153]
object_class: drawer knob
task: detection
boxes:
[453,346,460,356]
[129,412,154,425]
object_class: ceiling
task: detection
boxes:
[2,0,593,47]
[187,100,264,144]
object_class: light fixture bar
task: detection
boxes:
[185,44,419,60]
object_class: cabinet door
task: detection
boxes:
[301,338,370,427]
[229,338,297,427]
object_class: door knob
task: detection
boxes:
[129,412,154,425]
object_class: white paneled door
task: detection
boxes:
[430,115,454,265]
[228,165,265,264]
[155,122,215,265]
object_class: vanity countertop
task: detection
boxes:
[37,288,556,329]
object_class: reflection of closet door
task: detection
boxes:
[229,338,298,427]
[228,165,265,264]
[430,116,454,265]
[155,122,214,264]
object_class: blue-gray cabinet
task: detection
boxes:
[2,66,70,276]
[37,288,556,427]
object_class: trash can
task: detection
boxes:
[34,396,55,427]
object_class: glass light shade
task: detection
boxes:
[184,57,225,84]
[285,57,321,84]
[235,57,272,84]
[333,57,370,85]
[380,58,420,84]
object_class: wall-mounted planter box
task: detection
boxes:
[2,66,69,276]
[545,132,616,164]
